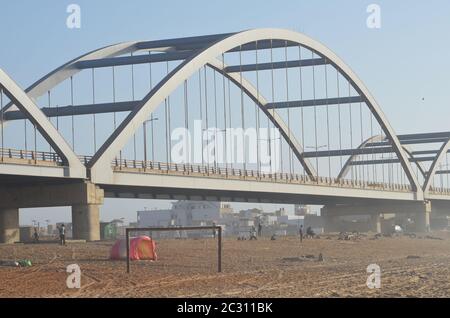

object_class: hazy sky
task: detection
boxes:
[1,1,450,225]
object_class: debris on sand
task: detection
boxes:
[282,254,318,262]
[338,232,361,241]
[425,235,443,241]
[0,259,32,267]
[282,257,306,262]
[406,255,421,259]
[0,260,19,267]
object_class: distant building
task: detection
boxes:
[294,204,312,216]
[137,201,222,238]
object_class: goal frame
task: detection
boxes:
[125,226,222,273]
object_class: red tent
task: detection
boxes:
[110,236,157,261]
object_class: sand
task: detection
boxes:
[1,233,450,298]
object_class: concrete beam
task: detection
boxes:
[0,208,19,244]
[266,96,364,110]
[0,182,104,209]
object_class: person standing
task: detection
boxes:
[299,225,303,243]
[257,222,262,237]
[58,224,66,246]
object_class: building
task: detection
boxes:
[137,201,222,238]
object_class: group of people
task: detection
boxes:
[298,225,316,242]
[247,223,315,242]
[31,224,66,245]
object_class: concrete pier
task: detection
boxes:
[72,204,101,241]
[0,208,19,244]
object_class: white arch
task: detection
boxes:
[0,69,85,178]
[338,135,427,181]
[207,58,317,177]
[2,33,316,178]
[423,137,450,193]
[3,42,137,112]
[86,28,420,196]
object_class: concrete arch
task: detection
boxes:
[0,69,85,178]
[423,137,450,193]
[85,28,420,195]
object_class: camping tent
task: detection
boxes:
[110,236,157,261]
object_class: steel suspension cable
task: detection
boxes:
[255,42,261,174]
[285,41,293,176]
[298,45,306,177]
[204,66,210,170]
[348,82,354,180]
[70,76,75,151]
[324,60,331,179]
[337,71,343,170]
[370,113,375,182]
[269,40,275,174]
[227,78,233,169]
[132,53,136,161]
[359,102,364,182]
[184,79,190,164]
[167,62,172,165]
[149,55,155,162]
[221,53,228,169]
[239,46,246,171]
[312,51,319,180]
[199,69,204,166]
[91,69,97,152]
[213,70,218,169]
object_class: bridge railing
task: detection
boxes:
[0,147,63,165]
[0,149,420,193]
[109,157,414,193]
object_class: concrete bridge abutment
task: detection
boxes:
[321,201,431,233]
[0,208,20,244]
[0,181,104,243]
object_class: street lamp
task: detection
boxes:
[258,136,281,173]
[143,117,159,165]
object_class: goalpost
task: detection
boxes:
[125,226,222,274]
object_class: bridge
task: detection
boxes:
[1,28,450,243]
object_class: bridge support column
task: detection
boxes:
[369,214,381,233]
[412,201,431,233]
[0,208,19,244]
[321,206,341,233]
[72,204,100,241]
[71,182,104,241]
